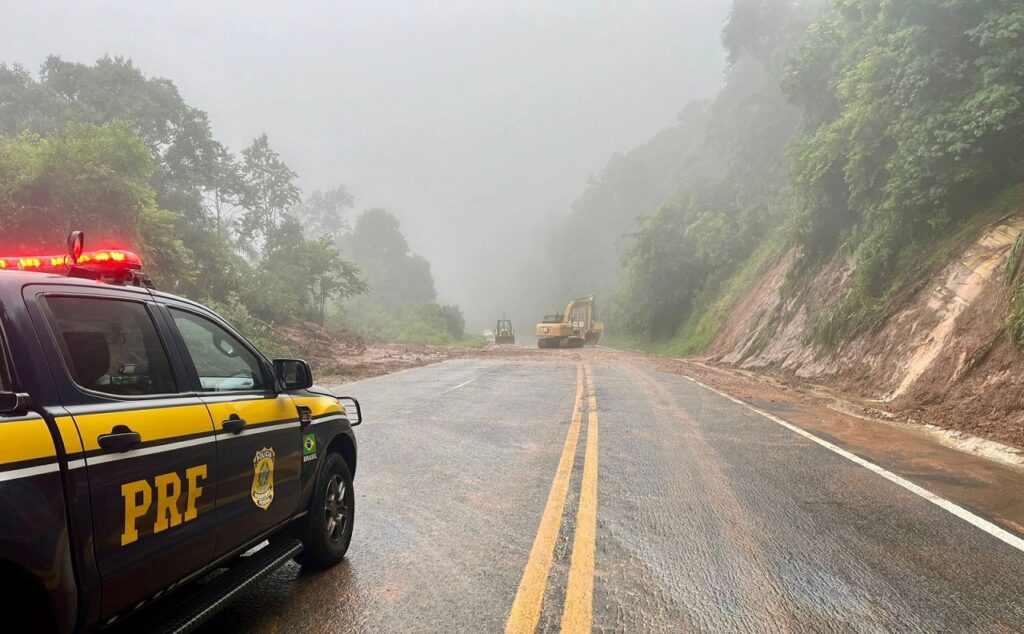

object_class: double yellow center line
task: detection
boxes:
[505,364,600,634]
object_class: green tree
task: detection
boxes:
[305,234,367,325]
[0,56,248,301]
[0,121,187,280]
[238,134,301,251]
[294,186,354,244]
[614,0,808,339]
[348,208,437,308]
[783,0,1024,342]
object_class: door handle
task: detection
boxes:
[222,414,248,434]
[98,425,142,452]
[296,406,313,428]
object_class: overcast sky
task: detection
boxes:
[2,0,731,326]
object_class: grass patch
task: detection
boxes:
[661,235,786,356]
[452,335,489,348]
[603,235,785,357]
[809,184,1024,350]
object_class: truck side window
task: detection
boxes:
[170,309,267,392]
[45,297,177,396]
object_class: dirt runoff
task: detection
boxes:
[703,208,1024,451]
[441,344,1024,471]
[275,323,561,383]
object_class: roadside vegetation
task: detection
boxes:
[538,0,1024,355]
[0,57,471,352]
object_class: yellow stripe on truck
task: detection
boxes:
[289,395,343,418]
[55,416,85,455]
[0,418,57,464]
[73,405,214,452]
[205,396,298,431]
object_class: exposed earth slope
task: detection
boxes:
[705,202,1024,447]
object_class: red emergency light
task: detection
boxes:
[0,232,150,287]
[0,249,141,272]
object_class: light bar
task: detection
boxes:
[0,250,142,272]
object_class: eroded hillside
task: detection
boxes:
[707,206,1024,446]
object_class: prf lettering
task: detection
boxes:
[120,465,207,546]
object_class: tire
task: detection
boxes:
[295,452,355,568]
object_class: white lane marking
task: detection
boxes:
[442,379,474,395]
[681,373,1024,554]
[0,462,61,482]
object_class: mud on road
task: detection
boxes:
[198,345,1024,632]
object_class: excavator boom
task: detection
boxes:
[535,295,604,348]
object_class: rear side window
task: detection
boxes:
[170,309,268,392]
[45,297,177,397]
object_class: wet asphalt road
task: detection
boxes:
[200,353,1024,633]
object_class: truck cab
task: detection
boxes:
[0,238,361,632]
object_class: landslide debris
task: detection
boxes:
[705,210,1024,449]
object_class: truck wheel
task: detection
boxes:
[296,452,354,569]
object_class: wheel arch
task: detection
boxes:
[326,431,357,477]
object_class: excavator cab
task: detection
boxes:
[495,319,516,345]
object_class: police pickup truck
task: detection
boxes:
[0,233,361,632]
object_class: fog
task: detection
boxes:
[2,0,730,330]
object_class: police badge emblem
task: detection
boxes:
[251,447,275,510]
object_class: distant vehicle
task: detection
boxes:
[536,295,604,348]
[495,319,516,345]
[483,329,495,342]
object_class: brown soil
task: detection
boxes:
[267,321,451,381]
[704,209,1024,450]
[276,323,560,383]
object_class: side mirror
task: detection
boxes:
[0,392,32,415]
[273,359,313,391]
[339,396,362,426]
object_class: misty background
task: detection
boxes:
[2,0,730,331]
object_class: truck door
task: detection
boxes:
[164,306,303,558]
[34,292,219,622]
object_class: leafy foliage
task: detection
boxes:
[293,186,354,245]
[0,56,465,348]
[347,208,437,309]
[784,0,1024,342]
[238,134,301,251]
[602,0,1024,354]
[335,208,467,343]
[0,122,188,278]
[615,0,810,339]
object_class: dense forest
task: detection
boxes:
[0,57,472,352]
[536,0,1024,353]
[3,1,1022,358]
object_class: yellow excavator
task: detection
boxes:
[536,295,604,348]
